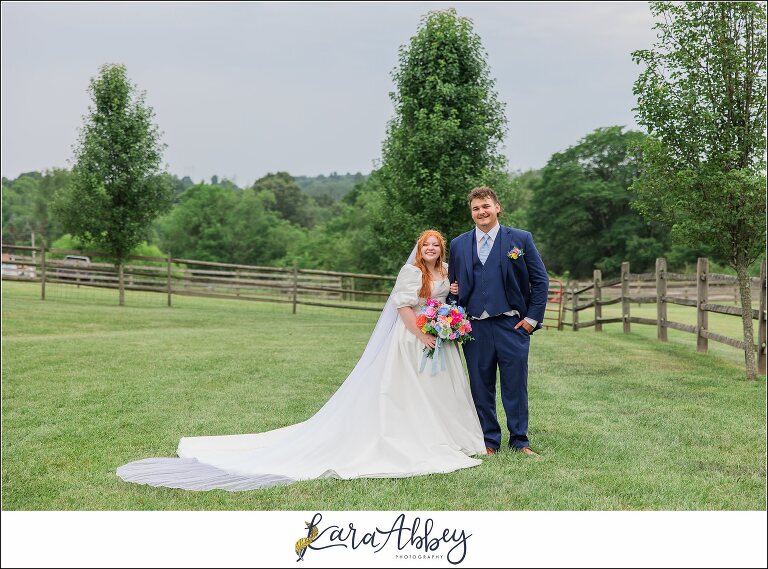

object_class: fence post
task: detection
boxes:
[621,261,630,333]
[118,262,125,306]
[758,259,766,375]
[697,257,708,353]
[40,244,47,301]
[350,276,356,304]
[594,269,602,332]
[292,263,298,315]
[656,258,667,342]
[167,251,172,307]
[571,287,579,331]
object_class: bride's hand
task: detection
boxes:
[449,281,459,295]
[420,333,436,349]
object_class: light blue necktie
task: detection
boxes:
[479,234,490,265]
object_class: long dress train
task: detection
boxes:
[116,263,486,491]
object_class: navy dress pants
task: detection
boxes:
[462,314,530,450]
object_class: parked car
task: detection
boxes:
[57,255,92,282]
[63,255,91,264]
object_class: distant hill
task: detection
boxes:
[293,172,369,201]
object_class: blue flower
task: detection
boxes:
[437,306,451,316]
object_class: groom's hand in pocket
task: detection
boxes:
[515,320,534,334]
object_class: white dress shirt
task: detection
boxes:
[474,223,538,329]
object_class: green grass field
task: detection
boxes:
[2,280,765,510]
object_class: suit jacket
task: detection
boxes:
[447,225,549,333]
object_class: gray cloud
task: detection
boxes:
[1,1,657,185]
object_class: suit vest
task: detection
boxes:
[467,234,514,318]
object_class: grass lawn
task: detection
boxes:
[2,280,765,510]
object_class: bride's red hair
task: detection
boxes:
[414,230,447,300]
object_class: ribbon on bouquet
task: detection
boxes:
[419,337,447,376]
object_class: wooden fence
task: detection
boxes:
[1,244,395,313]
[561,258,767,374]
[7,246,761,371]
[2,244,568,323]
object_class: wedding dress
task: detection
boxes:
[117,255,486,491]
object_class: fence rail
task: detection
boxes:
[3,244,568,321]
[1,245,396,312]
[560,257,766,374]
[4,246,762,372]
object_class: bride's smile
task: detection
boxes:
[420,237,441,262]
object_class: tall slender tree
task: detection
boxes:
[374,8,509,270]
[53,64,172,305]
[630,2,766,379]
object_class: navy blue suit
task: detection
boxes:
[447,226,549,450]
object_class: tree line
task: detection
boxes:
[2,127,753,278]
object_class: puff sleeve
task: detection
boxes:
[391,264,422,309]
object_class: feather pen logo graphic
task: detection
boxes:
[295,520,320,561]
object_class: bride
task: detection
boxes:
[117,230,486,491]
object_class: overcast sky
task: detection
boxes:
[2,1,658,185]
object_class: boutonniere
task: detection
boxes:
[507,247,525,260]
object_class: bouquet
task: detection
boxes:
[415,299,474,374]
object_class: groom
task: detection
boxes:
[447,187,549,456]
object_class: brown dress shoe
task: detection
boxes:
[514,447,539,457]
[486,447,498,455]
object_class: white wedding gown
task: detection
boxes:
[117,263,486,491]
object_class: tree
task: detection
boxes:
[374,8,509,270]
[33,168,70,245]
[1,169,69,246]
[2,172,41,244]
[52,63,173,305]
[158,183,304,266]
[630,2,766,379]
[158,184,237,263]
[497,169,540,230]
[530,126,670,278]
[293,172,369,201]
[283,184,384,274]
[180,176,194,191]
[252,172,313,228]
[162,173,191,202]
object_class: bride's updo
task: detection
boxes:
[414,229,447,300]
